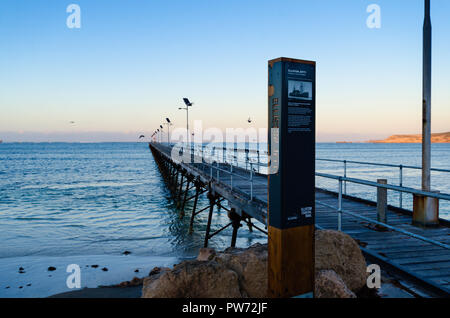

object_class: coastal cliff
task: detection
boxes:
[369,132,450,143]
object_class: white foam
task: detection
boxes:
[0,254,178,298]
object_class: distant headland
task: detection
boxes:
[367,132,450,143]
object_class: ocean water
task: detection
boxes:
[0,142,448,297]
[0,142,266,297]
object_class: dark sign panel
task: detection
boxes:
[268,57,316,297]
[268,58,316,230]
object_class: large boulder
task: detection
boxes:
[142,260,241,298]
[142,229,367,298]
[197,248,216,261]
[315,270,356,298]
[214,243,267,298]
[315,229,367,292]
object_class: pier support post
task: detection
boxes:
[204,190,217,248]
[229,209,242,248]
[167,164,171,178]
[377,179,388,224]
[177,173,184,207]
[246,215,253,232]
[171,166,177,188]
[173,169,179,193]
[180,178,191,218]
[168,168,175,193]
[189,182,201,233]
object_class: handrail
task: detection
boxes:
[154,143,266,201]
[317,158,450,173]
[316,172,450,201]
[160,143,449,173]
[316,200,450,249]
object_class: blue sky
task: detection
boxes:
[0,0,449,142]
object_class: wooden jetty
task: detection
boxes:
[149,142,450,296]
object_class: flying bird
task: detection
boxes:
[139,135,145,139]
[247,117,252,123]
[69,121,75,124]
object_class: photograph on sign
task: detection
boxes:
[288,80,312,100]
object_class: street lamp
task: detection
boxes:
[164,118,173,145]
[179,98,193,148]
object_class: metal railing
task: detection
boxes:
[316,200,450,250]
[200,158,267,202]
[317,158,450,208]
[316,173,450,249]
[158,143,266,202]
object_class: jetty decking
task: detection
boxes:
[149,142,450,296]
[316,190,450,296]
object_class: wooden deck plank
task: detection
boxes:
[372,245,442,253]
[417,269,450,278]
[382,250,450,259]
[397,255,450,265]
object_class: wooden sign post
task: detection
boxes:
[268,57,316,298]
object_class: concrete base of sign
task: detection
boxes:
[412,193,439,227]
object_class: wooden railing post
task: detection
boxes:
[377,179,388,224]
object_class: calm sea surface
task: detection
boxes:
[0,142,448,296]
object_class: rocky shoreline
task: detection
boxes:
[49,228,426,298]
[141,229,373,298]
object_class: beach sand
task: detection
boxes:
[0,254,177,298]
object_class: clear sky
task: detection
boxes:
[0,0,449,142]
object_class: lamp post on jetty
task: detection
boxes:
[164,118,172,145]
[413,0,439,226]
[179,98,193,150]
